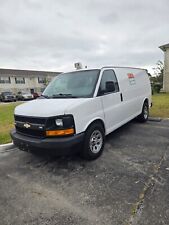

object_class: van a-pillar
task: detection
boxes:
[159,43,169,92]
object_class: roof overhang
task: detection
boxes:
[0,68,61,76]
[159,43,169,52]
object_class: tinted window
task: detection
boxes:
[3,92,12,95]
[99,70,119,94]
[0,77,11,84]
[15,77,25,84]
[38,77,46,84]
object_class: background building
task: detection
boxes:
[159,43,169,92]
[0,68,60,94]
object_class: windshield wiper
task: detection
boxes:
[39,94,50,99]
[51,94,78,98]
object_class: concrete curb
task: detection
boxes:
[148,117,162,122]
[149,117,169,122]
[0,143,14,151]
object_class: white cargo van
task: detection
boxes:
[11,67,151,160]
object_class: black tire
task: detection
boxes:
[137,102,149,122]
[81,122,105,160]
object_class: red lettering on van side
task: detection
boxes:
[127,73,135,79]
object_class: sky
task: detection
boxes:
[0,0,169,74]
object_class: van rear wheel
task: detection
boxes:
[81,122,105,160]
[137,102,149,122]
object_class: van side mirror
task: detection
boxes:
[105,81,115,92]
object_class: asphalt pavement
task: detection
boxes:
[0,119,169,225]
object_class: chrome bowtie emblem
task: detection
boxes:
[23,123,31,128]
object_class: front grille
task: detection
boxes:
[7,96,14,99]
[16,127,45,138]
[15,115,47,138]
[15,115,46,125]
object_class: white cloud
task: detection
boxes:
[0,0,169,74]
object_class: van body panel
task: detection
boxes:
[64,97,105,134]
[113,68,151,120]
[15,98,90,117]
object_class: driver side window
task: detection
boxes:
[99,70,119,94]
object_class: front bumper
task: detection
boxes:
[10,129,84,154]
[3,98,15,102]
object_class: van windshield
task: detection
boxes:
[43,70,100,98]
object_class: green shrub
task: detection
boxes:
[152,83,162,93]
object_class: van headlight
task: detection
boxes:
[55,118,63,127]
[46,115,75,137]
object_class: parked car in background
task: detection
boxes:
[32,92,39,99]
[16,92,33,101]
[0,91,16,102]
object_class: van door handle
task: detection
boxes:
[120,93,123,102]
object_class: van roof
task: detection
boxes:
[66,66,147,73]
[101,66,147,71]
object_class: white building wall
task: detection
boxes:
[163,48,169,92]
[0,75,55,94]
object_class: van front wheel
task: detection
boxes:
[137,102,149,122]
[82,123,105,160]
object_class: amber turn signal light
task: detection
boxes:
[45,128,74,136]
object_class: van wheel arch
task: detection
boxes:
[144,98,149,107]
[85,119,105,134]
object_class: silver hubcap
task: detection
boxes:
[144,105,148,119]
[89,130,103,154]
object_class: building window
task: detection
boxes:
[38,77,46,84]
[0,76,11,84]
[15,77,25,84]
